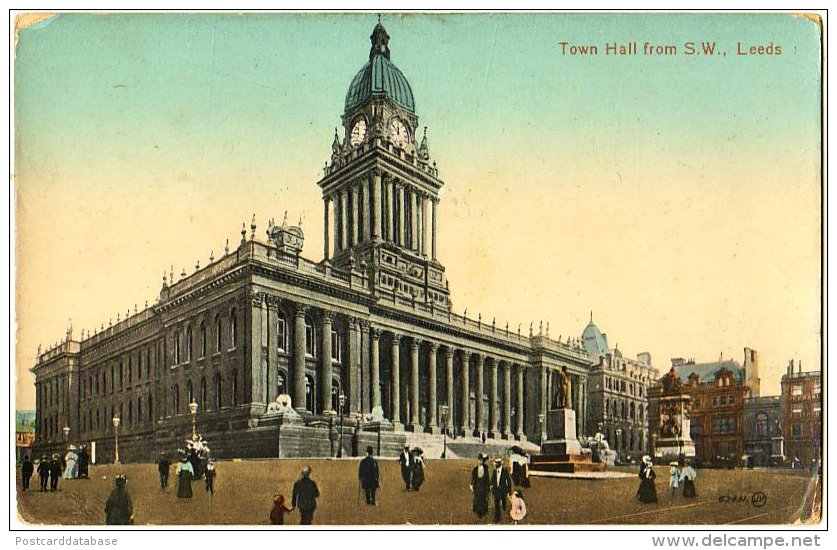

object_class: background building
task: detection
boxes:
[582,316,658,462]
[781,360,821,467]
[743,395,782,467]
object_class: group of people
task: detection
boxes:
[152,436,217,499]
[398,445,426,492]
[636,455,698,504]
[20,447,91,493]
[470,453,527,524]
[270,466,321,525]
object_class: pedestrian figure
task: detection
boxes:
[176,455,194,498]
[37,456,50,491]
[21,454,34,491]
[637,455,658,504]
[156,452,171,489]
[398,445,413,490]
[291,466,320,525]
[509,490,527,524]
[104,474,133,525]
[204,460,216,495]
[77,446,90,479]
[358,446,380,505]
[269,494,292,525]
[470,453,491,519]
[64,447,79,479]
[490,457,513,523]
[669,461,681,496]
[49,454,61,492]
[410,448,425,491]
[680,461,697,498]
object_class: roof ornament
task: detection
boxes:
[162,270,168,287]
[240,222,247,244]
[170,265,174,285]
[195,260,200,272]
[224,239,229,255]
[181,267,187,278]
[590,310,593,323]
[209,250,214,262]
[546,322,550,338]
[250,214,257,240]
[370,18,391,60]
[539,321,543,336]
[418,126,429,160]
[529,322,533,338]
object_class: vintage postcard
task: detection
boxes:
[12,12,823,530]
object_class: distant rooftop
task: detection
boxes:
[672,359,745,383]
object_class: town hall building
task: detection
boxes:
[31,23,595,461]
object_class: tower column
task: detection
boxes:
[396,183,406,247]
[390,334,401,426]
[431,198,438,260]
[503,361,512,438]
[332,194,340,254]
[516,364,525,439]
[460,350,471,436]
[372,169,382,240]
[340,189,349,251]
[361,177,371,242]
[293,305,308,412]
[323,197,331,260]
[489,358,499,438]
[386,178,395,242]
[408,338,421,431]
[427,342,438,430]
[410,187,418,251]
[359,320,369,414]
[474,354,484,437]
[348,318,360,414]
[351,183,360,246]
[444,347,454,433]
[420,194,428,257]
[370,327,382,412]
[320,311,334,414]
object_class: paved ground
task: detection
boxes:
[15,460,816,526]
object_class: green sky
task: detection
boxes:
[14,13,822,407]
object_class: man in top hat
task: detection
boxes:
[490,457,513,523]
[49,454,62,492]
[292,466,321,525]
[398,444,413,491]
[37,456,50,492]
[21,454,34,491]
[156,452,171,489]
[358,446,380,505]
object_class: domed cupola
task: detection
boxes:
[344,22,416,114]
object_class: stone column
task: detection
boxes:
[266,297,280,403]
[409,338,421,431]
[503,361,512,438]
[320,311,334,414]
[293,305,308,412]
[248,292,266,406]
[409,188,418,251]
[370,327,381,412]
[340,189,349,251]
[351,184,360,246]
[361,177,371,242]
[397,184,406,247]
[431,199,438,261]
[420,194,428,257]
[445,347,454,431]
[348,318,360,415]
[460,350,471,436]
[489,358,499,438]
[386,178,395,242]
[332,194,340,254]
[516,365,525,439]
[427,342,438,431]
[323,198,330,260]
[359,320,370,414]
[372,169,382,240]
[391,334,402,426]
[474,354,485,437]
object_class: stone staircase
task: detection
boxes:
[403,432,539,460]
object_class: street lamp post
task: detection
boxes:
[337,393,346,458]
[616,428,622,463]
[63,426,70,443]
[440,405,450,459]
[189,401,198,439]
[112,416,120,464]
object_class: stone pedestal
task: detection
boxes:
[541,408,582,455]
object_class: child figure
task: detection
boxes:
[669,461,681,496]
[510,490,527,525]
[270,494,293,525]
[204,461,216,495]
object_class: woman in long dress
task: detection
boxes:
[637,456,658,504]
[63,449,78,480]
[176,456,194,498]
[410,449,425,491]
[681,463,697,498]
[669,462,681,496]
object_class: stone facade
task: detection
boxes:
[30,23,594,461]
[781,361,821,467]
[743,395,781,466]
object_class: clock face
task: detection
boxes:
[388,118,410,148]
[350,119,367,146]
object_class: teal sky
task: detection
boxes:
[14,13,822,408]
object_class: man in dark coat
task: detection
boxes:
[470,453,491,519]
[490,458,513,523]
[37,456,50,491]
[398,445,413,490]
[291,466,320,525]
[105,475,133,525]
[77,446,89,479]
[49,454,61,492]
[156,453,171,489]
[21,455,34,491]
[358,446,380,505]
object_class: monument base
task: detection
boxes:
[653,438,696,460]
[531,408,602,473]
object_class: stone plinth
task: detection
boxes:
[541,408,582,455]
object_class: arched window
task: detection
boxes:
[118,362,123,388]
[630,402,635,420]
[621,402,626,419]
[148,393,154,422]
[201,377,208,411]
[174,332,181,364]
[230,309,238,348]
[331,329,341,363]
[277,371,287,396]
[128,357,132,385]
[755,412,769,439]
[305,318,315,357]
[305,374,315,411]
[186,326,193,361]
[173,384,180,414]
[331,379,341,412]
[231,369,239,406]
[198,321,206,357]
[639,405,644,422]
[187,380,194,405]
[215,315,222,353]
[127,399,133,425]
[215,375,223,409]
[277,315,288,352]
[137,396,142,422]
[146,348,151,379]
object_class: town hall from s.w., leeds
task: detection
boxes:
[31,23,605,460]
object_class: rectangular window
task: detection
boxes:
[305,324,315,357]
[277,318,287,352]
[791,384,803,396]
[791,424,802,440]
[813,383,821,395]
[331,330,341,362]
[792,405,803,416]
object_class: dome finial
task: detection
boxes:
[370,18,391,60]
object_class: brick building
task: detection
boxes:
[743,395,782,467]
[781,361,822,467]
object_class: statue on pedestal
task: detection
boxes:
[553,366,572,410]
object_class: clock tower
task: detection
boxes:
[317,22,450,308]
